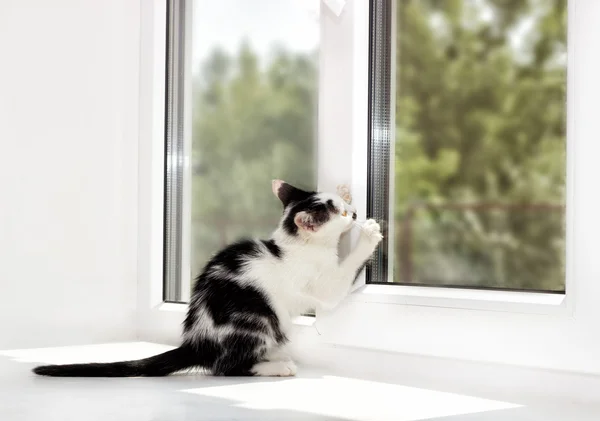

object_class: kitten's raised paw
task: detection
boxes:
[361,219,383,244]
[362,219,383,241]
[252,360,298,377]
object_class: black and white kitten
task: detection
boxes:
[33,180,382,377]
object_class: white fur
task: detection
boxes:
[252,360,297,377]
[185,186,382,376]
[245,192,382,372]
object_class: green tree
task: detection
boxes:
[394,0,566,291]
[189,0,567,292]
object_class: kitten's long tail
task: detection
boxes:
[32,345,199,377]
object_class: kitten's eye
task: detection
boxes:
[342,210,348,217]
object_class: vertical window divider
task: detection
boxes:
[163,0,186,302]
[367,0,394,284]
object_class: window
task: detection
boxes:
[369,0,567,292]
[140,0,600,375]
[163,0,320,302]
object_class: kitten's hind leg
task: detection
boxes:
[256,345,297,376]
[211,334,263,376]
[265,346,293,362]
[251,360,297,377]
[213,344,297,377]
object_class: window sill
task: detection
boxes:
[156,286,567,320]
[292,315,317,327]
[158,302,187,312]
[346,284,568,315]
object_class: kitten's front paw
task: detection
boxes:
[360,219,383,247]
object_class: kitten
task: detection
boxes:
[33,180,382,377]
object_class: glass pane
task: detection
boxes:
[393,0,567,292]
[189,0,320,293]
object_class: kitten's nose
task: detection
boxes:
[352,213,357,220]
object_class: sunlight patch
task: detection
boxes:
[182,375,521,421]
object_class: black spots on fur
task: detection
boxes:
[276,183,316,208]
[267,314,287,343]
[208,239,282,274]
[261,239,282,259]
[189,274,277,327]
[283,196,334,236]
[326,199,338,213]
[229,312,287,343]
[186,243,289,346]
[211,281,276,326]
[283,211,300,235]
[180,235,291,376]
[183,293,202,334]
[191,338,221,366]
[183,237,288,360]
[216,240,262,273]
[212,333,264,376]
[230,313,269,334]
[183,270,288,377]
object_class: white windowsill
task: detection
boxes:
[6,342,600,408]
[156,286,566,319]
[346,284,567,315]
[157,302,187,312]
[292,315,317,326]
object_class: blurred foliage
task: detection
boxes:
[394,0,566,291]
[190,0,566,292]
[190,43,318,274]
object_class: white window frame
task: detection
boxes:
[138,0,181,345]
[136,0,326,344]
[316,0,600,376]
[138,0,600,375]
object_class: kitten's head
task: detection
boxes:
[272,179,356,241]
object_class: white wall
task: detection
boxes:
[0,0,140,349]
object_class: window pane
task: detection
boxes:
[393,0,566,292]
[185,0,319,299]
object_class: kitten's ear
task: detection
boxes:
[337,184,352,204]
[294,211,319,232]
[272,179,284,197]
[272,179,313,207]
